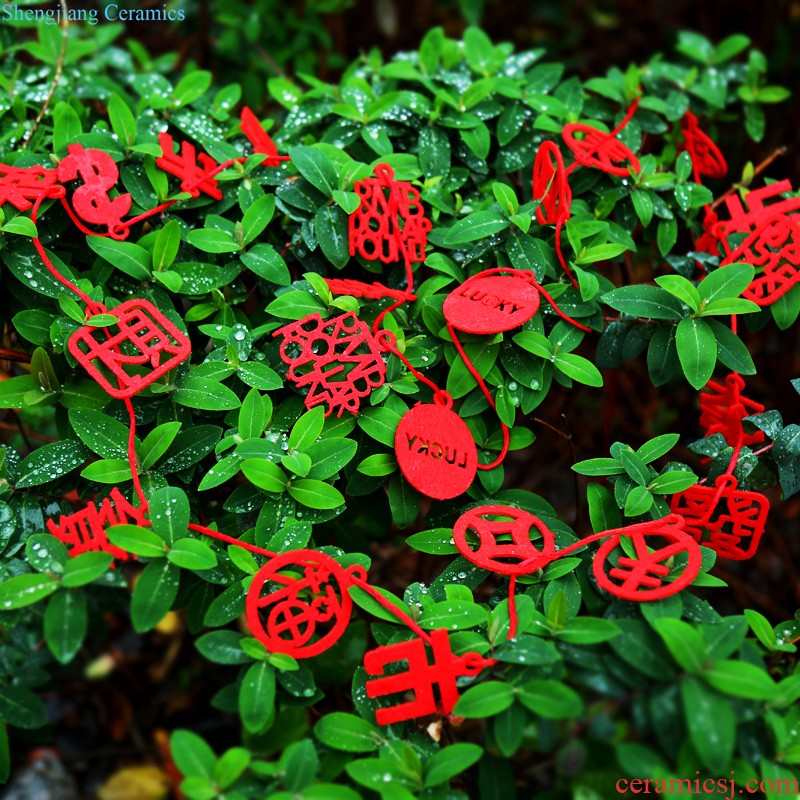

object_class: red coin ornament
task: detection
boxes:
[68,298,191,399]
[562,123,641,177]
[669,477,769,561]
[443,273,541,334]
[349,162,431,264]
[57,144,133,238]
[532,140,571,225]
[239,106,290,167]
[593,515,701,601]
[46,488,144,562]
[245,550,365,659]
[0,163,64,211]
[721,213,800,305]
[700,373,765,448]
[452,505,555,575]
[156,133,222,200]
[364,629,496,725]
[273,312,387,417]
[679,111,727,180]
[394,401,478,500]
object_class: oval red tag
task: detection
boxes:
[443,274,540,334]
[395,404,477,500]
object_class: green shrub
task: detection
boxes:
[0,19,799,799]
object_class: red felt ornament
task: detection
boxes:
[562,124,640,177]
[452,505,555,575]
[699,373,764,448]
[679,111,727,181]
[669,476,769,561]
[349,162,431,265]
[364,629,496,725]
[720,212,800,305]
[68,298,191,399]
[592,514,701,601]
[324,278,416,303]
[156,133,222,200]
[57,144,132,238]
[713,180,800,243]
[46,488,144,561]
[532,140,571,226]
[0,163,64,211]
[394,400,478,500]
[273,312,387,417]
[239,106,291,167]
[246,550,366,659]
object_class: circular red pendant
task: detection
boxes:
[452,505,555,575]
[395,404,478,500]
[246,550,354,659]
[443,275,540,334]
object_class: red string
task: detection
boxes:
[350,574,433,645]
[186,522,277,559]
[507,574,519,638]
[376,330,451,406]
[371,234,416,333]
[554,217,579,290]
[124,397,147,508]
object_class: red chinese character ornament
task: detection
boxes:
[246,550,366,659]
[364,629,496,725]
[68,298,191,399]
[0,163,63,211]
[562,124,640,177]
[679,111,727,181]
[670,476,769,561]
[349,163,431,264]
[699,373,764,448]
[239,106,290,167]
[273,312,387,417]
[156,133,222,200]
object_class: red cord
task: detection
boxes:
[350,574,433,645]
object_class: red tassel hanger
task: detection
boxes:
[679,111,728,181]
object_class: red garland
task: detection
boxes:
[272,312,387,417]
[364,629,496,725]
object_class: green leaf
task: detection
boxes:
[516,680,583,719]
[44,590,87,664]
[290,146,337,197]
[712,34,750,64]
[68,409,131,460]
[744,608,778,650]
[153,220,181,271]
[187,229,239,254]
[653,618,707,672]
[16,440,88,487]
[239,389,268,439]
[557,617,620,644]
[61,552,114,587]
[131,559,180,632]
[704,660,777,700]
[139,422,182,471]
[305,438,358,480]
[444,210,509,245]
[171,729,217,780]
[676,318,717,389]
[173,71,211,107]
[649,471,698,494]
[357,453,397,477]
[0,686,48,730]
[602,285,684,320]
[266,291,326,320]
[656,218,678,257]
[586,482,622,532]
[108,93,136,146]
[87,236,151,280]
[418,601,487,630]
[314,713,381,753]
[0,573,59,609]
[107,524,166,557]
[572,458,624,476]
[241,194,276,246]
[698,263,755,304]
[242,460,288,492]
[423,743,483,788]
[358,407,402,447]
[624,485,653,516]
[655,274,701,312]
[454,682,515,718]
[553,353,603,386]
[315,204,350,269]
[195,631,249,665]
[681,677,735,773]
[241,245,290,285]
[289,406,325,452]
[174,374,241,411]
[1,216,37,237]
[287,479,345,510]
[239,661,276,733]
[80,459,132,483]
[636,433,679,463]
[168,538,218,570]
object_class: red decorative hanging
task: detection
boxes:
[532,140,571,225]
[700,373,765,448]
[324,278,416,303]
[452,505,555,575]
[562,123,640,177]
[246,550,365,659]
[364,629,496,725]
[46,488,144,561]
[720,212,800,305]
[0,163,63,211]
[57,144,132,237]
[239,106,290,167]
[679,111,727,180]
[272,312,387,417]
[714,180,800,243]
[349,162,431,264]
[68,298,191,399]
[394,401,478,500]
[443,273,541,335]
[592,515,701,601]
[156,133,222,200]
[669,476,769,561]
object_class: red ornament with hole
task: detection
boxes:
[562,123,640,177]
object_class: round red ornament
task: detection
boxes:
[395,402,478,500]
[246,550,363,659]
[452,505,555,575]
[443,274,540,335]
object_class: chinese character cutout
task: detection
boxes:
[239,107,290,167]
[0,163,64,211]
[679,111,727,180]
[246,550,363,659]
[364,629,496,725]
[593,515,701,601]
[349,162,431,264]
[452,505,555,575]
[561,123,641,177]
[68,298,191,399]
[669,476,769,561]
[532,140,571,225]
[46,488,145,562]
[57,144,132,238]
[272,312,386,417]
[395,402,478,500]
[713,180,800,244]
[699,373,765,448]
[721,213,800,305]
[156,133,222,200]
